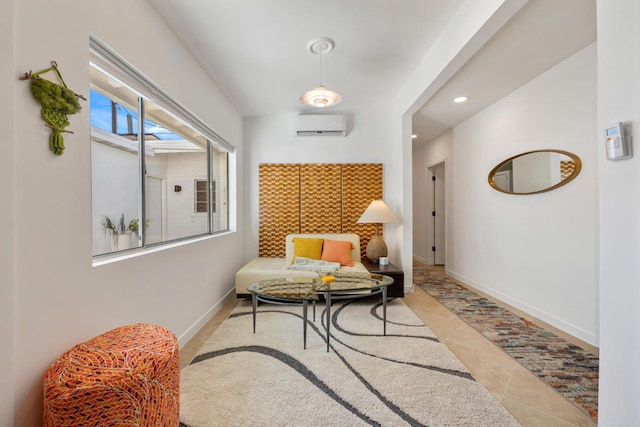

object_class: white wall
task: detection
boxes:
[1,0,14,422]
[415,44,598,344]
[165,152,209,239]
[512,152,554,193]
[394,0,527,298]
[596,0,640,424]
[8,1,243,425]
[243,105,402,261]
[90,142,140,254]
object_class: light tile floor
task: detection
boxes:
[181,265,597,427]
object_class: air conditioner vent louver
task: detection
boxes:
[294,115,347,137]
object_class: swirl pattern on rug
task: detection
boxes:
[180,298,520,426]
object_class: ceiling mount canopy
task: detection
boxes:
[300,37,342,108]
[307,37,334,55]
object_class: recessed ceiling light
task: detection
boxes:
[454,96,469,103]
[412,134,417,139]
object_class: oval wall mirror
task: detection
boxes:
[488,149,582,195]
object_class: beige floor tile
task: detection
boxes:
[444,338,518,399]
[501,398,588,427]
[404,288,468,341]
[443,321,508,355]
[503,367,596,426]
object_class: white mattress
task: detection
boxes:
[237,233,366,296]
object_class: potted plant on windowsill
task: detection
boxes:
[127,218,144,246]
[127,218,151,239]
[102,214,151,252]
[102,214,132,251]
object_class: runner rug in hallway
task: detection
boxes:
[413,264,599,421]
[180,298,520,426]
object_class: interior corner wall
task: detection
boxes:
[1,0,14,422]
[243,105,399,259]
[596,0,640,424]
[442,43,598,344]
[9,1,243,425]
[412,131,453,263]
[394,0,526,303]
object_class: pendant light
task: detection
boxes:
[300,37,342,108]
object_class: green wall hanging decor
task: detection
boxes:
[20,61,86,156]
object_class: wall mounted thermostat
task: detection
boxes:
[605,122,632,160]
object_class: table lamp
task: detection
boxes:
[357,200,398,262]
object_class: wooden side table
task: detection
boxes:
[361,258,405,297]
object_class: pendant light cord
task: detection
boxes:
[319,51,324,87]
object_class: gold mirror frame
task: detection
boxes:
[488,149,582,195]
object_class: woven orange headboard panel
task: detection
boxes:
[258,163,382,258]
[259,164,300,257]
[300,164,342,234]
[560,160,575,181]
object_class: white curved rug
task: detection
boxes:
[180,298,520,426]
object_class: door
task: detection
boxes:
[429,162,446,265]
[493,170,512,192]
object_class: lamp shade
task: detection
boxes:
[357,200,398,224]
[299,86,342,108]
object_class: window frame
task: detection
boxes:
[90,35,234,260]
[194,179,209,214]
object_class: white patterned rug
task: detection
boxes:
[180,297,520,426]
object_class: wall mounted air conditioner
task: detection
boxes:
[294,114,348,137]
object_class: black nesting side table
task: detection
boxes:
[361,258,405,297]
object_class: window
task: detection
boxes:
[90,36,233,257]
[195,180,208,213]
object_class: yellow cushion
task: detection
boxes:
[321,239,354,266]
[291,238,324,264]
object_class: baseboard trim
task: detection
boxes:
[413,255,427,264]
[445,268,597,347]
[177,287,235,347]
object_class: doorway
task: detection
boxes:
[428,162,445,265]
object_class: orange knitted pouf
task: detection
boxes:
[43,323,179,426]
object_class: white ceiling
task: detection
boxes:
[413,0,596,146]
[148,0,596,145]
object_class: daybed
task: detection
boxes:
[235,233,368,298]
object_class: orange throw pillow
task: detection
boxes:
[321,240,354,267]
